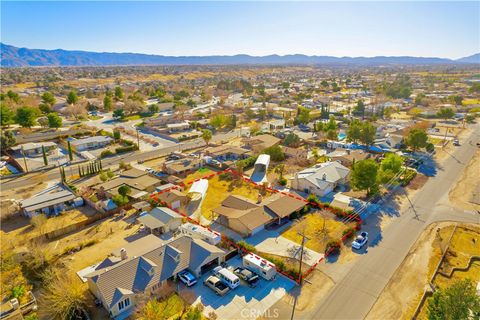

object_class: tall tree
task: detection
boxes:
[427,279,480,320]
[378,153,404,184]
[350,159,379,196]
[42,145,48,166]
[437,107,455,120]
[360,122,376,146]
[0,104,15,126]
[41,92,56,107]
[15,106,38,128]
[103,95,113,111]
[47,113,62,129]
[201,129,212,146]
[114,86,124,101]
[66,91,78,105]
[346,120,362,144]
[67,140,73,161]
[0,130,16,148]
[405,128,428,152]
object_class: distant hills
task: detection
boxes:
[1,43,479,67]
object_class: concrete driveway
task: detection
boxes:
[178,256,296,320]
[247,225,324,266]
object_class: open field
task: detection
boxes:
[282,211,356,254]
[367,223,480,320]
[449,149,480,211]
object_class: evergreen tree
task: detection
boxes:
[42,145,48,166]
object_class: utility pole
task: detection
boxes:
[21,147,28,173]
[136,127,141,151]
[291,231,309,320]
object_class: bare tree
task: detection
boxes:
[38,270,89,320]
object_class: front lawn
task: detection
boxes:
[282,211,357,253]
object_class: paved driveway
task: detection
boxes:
[247,225,324,266]
[178,256,296,319]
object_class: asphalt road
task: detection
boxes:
[305,125,480,320]
[0,128,245,190]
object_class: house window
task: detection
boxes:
[118,298,130,311]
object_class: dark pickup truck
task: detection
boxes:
[233,267,260,288]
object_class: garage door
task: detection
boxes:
[200,257,219,274]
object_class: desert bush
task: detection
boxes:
[325,239,342,255]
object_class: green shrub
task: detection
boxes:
[218,172,233,181]
[112,194,129,206]
[236,241,257,254]
[278,177,287,186]
[342,227,356,240]
[325,239,342,255]
[115,145,137,154]
[100,149,114,158]
[400,168,417,186]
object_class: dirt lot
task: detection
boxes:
[366,223,480,320]
[183,172,273,219]
[282,211,356,253]
[449,149,480,211]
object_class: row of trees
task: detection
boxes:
[346,119,376,146]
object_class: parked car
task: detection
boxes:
[352,232,368,250]
[178,270,197,287]
[233,267,260,287]
[204,275,230,296]
[453,139,460,146]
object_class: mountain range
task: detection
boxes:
[1,43,479,67]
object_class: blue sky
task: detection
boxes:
[1,1,479,59]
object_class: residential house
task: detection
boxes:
[93,168,163,199]
[290,161,350,197]
[213,194,305,237]
[86,235,226,318]
[204,145,251,162]
[137,207,183,235]
[282,146,308,160]
[20,189,82,217]
[326,149,370,167]
[154,184,188,210]
[11,142,57,157]
[69,136,114,151]
[162,157,203,178]
[242,134,281,152]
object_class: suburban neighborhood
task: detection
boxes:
[1,2,480,320]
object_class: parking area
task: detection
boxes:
[178,256,296,319]
[246,224,324,266]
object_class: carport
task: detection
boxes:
[200,257,219,274]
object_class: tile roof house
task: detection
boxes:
[86,235,226,318]
[213,194,305,237]
[290,161,350,197]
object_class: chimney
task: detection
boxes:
[346,149,351,155]
[120,248,128,260]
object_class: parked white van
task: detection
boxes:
[213,266,240,289]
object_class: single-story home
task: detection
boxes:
[69,136,113,151]
[213,194,305,237]
[204,145,251,161]
[86,235,226,318]
[154,184,188,210]
[326,149,370,168]
[11,142,57,157]
[94,168,163,199]
[162,157,202,178]
[137,207,183,235]
[20,189,82,217]
[290,161,350,197]
[242,134,281,152]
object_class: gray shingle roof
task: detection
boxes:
[87,236,224,308]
